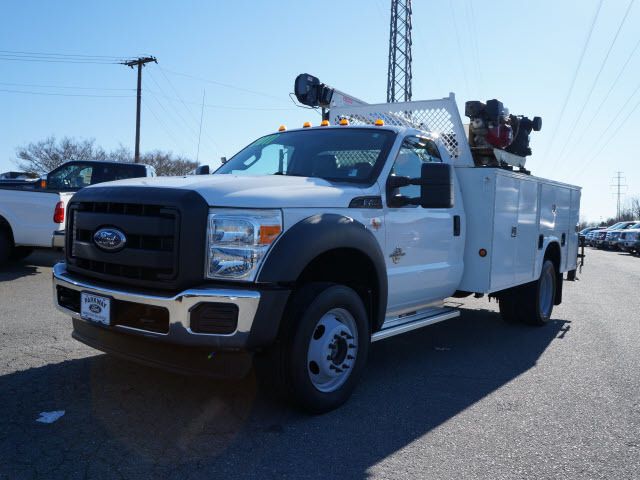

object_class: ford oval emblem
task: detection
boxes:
[93,228,127,252]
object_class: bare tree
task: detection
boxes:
[14,136,109,175]
[14,137,198,177]
[139,151,198,176]
[628,197,640,220]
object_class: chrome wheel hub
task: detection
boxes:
[306,308,358,393]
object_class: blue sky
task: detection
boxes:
[1,0,639,222]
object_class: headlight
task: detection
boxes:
[206,209,282,281]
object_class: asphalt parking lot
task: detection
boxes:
[1,248,639,479]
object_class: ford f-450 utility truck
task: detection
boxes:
[52,91,580,413]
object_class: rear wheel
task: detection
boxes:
[498,260,557,326]
[10,246,34,261]
[257,283,370,413]
[519,260,557,326]
[0,229,14,266]
[498,293,520,323]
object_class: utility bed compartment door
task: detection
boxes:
[490,174,518,289]
[456,168,578,294]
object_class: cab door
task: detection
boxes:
[383,135,464,315]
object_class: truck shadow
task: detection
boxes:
[0,308,567,479]
[0,250,63,281]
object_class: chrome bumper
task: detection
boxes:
[52,230,65,248]
[52,262,261,348]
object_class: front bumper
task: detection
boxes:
[52,263,290,351]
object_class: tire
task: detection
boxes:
[0,229,14,266]
[10,246,34,261]
[498,292,520,323]
[256,283,370,414]
[518,260,557,326]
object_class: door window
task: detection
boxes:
[389,136,442,200]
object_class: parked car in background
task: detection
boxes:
[579,227,599,244]
[603,221,638,250]
[590,222,628,248]
[620,223,640,253]
[585,229,599,246]
[0,161,155,265]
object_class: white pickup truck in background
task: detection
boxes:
[52,79,581,413]
[0,160,154,265]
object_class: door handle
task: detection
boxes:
[453,215,461,236]
[511,226,517,237]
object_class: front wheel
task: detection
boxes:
[259,283,370,414]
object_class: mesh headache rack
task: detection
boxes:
[329,93,474,167]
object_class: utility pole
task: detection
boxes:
[610,171,628,220]
[121,56,157,163]
[387,0,413,103]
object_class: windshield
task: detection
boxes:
[215,128,397,183]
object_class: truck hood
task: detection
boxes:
[89,174,379,208]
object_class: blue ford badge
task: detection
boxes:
[93,228,127,252]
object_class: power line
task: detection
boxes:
[160,67,286,103]
[574,84,640,179]
[145,89,296,110]
[141,97,191,153]
[0,88,133,98]
[0,81,133,91]
[553,0,635,167]
[447,0,471,97]
[0,56,120,64]
[543,0,604,160]
[555,33,640,178]
[0,49,127,59]
[157,67,221,151]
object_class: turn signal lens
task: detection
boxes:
[339,118,349,126]
[320,119,329,126]
[259,225,282,244]
[303,121,312,128]
[479,248,487,257]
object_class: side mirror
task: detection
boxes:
[419,163,453,208]
[220,156,228,164]
[195,165,210,175]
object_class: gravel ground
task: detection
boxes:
[1,248,639,479]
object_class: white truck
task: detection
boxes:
[0,160,155,265]
[52,84,581,413]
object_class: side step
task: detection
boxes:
[371,308,460,342]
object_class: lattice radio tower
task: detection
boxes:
[386,0,413,103]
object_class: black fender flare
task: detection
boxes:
[257,213,388,329]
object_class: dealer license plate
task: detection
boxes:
[80,292,111,326]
